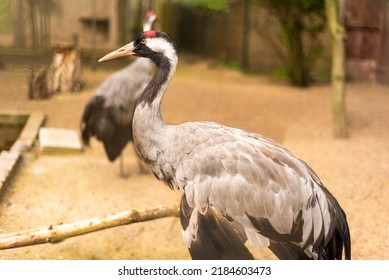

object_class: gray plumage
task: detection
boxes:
[99,31,351,260]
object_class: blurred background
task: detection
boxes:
[0,0,388,260]
[0,0,388,84]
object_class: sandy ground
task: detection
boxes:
[0,56,388,260]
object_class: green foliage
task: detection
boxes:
[270,68,288,79]
[252,0,326,87]
[173,0,228,11]
[0,0,13,32]
[224,60,241,70]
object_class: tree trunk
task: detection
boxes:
[51,44,85,93]
[28,44,85,99]
[241,0,251,71]
[285,27,309,87]
[326,0,348,138]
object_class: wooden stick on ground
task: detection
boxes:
[0,203,180,251]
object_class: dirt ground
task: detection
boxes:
[0,56,388,260]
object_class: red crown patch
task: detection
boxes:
[144,30,157,38]
[146,11,155,17]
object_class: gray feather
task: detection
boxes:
[140,121,350,259]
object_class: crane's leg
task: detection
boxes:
[119,153,128,178]
[118,147,148,178]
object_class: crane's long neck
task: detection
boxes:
[136,52,177,120]
[143,20,154,32]
[132,51,177,162]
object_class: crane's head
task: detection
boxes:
[98,31,177,66]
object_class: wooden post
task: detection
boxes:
[117,0,129,45]
[377,1,389,84]
[91,0,98,70]
[14,0,25,48]
[326,0,348,138]
[51,44,85,93]
[28,66,51,99]
[28,44,85,99]
[28,0,38,50]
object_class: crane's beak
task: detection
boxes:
[98,42,135,62]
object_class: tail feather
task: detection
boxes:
[319,188,351,260]
[81,95,132,161]
[180,194,253,260]
[268,221,351,260]
[320,206,351,260]
[269,242,311,260]
[81,96,105,145]
[102,124,132,161]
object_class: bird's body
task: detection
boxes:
[81,12,156,172]
[99,31,351,260]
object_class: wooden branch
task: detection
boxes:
[0,203,180,251]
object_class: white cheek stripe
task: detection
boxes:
[147,38,178,67]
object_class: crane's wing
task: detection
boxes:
[81,58,152,161]
[168,122,350,260]
[81,95,132,161]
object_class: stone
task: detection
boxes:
[39,127,83,154]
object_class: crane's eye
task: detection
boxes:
[141,39,147,44]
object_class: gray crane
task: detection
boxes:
[81,11,157,176]
[98,31,351,260]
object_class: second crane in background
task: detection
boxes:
[81,11,157,176]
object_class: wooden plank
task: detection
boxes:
[39,127,83,154]
[11,112,46,154]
